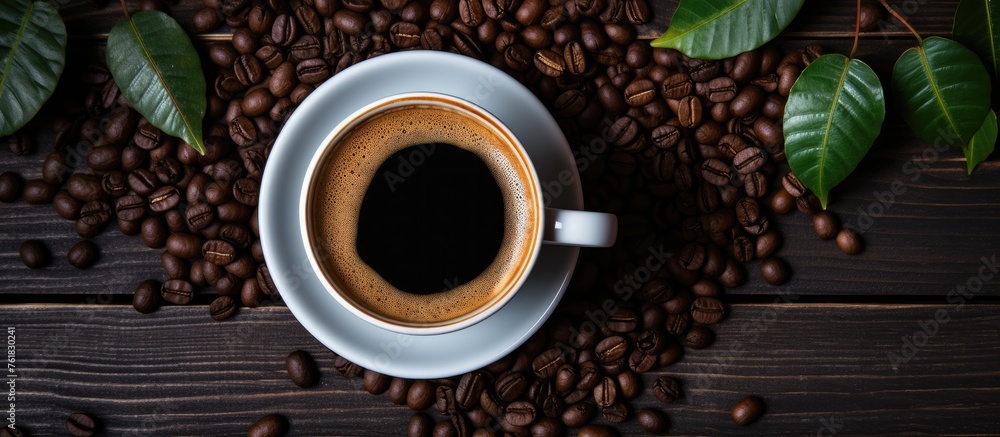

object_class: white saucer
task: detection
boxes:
[259,51,582,379]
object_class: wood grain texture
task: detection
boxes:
[55,0,959,39]
[1,304,998,435]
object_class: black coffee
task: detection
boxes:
[357,143,504,295]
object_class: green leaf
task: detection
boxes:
[650,0,805,59]
[953,0,1000,81]
[964,109,996,174]
[0,0,67,136]
[107,11,206,154]
[783,54,885,209]
[892,36,991,148]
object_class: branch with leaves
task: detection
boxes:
[653,0,998,209]
[0,0,206,153]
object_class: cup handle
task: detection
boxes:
[542,208,618,248]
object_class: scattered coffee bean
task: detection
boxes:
[812,210,840,240]
[248,413,289,437]
[837,228,864,255]
[286,349,320,387]
[133,279,161,313]
[731,395,765,426]
[67,240,99,269]
[652,376,682,403]
[19,240,50,269]
[65,412,96,437]
[0,171,23,202]
[636,408,668,433]
[759,257,790,286]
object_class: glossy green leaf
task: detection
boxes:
[107,11,205,153]
[964,110,996,174]
[783,54,885,209]
[892,37,991,148]
[953,0,1000,81]
[0,0,66,136]
[650,0,805,59]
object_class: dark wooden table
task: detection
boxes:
[2,1,999,435]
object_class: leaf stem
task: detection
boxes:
[879,0,922,45]
[850,0,861,58]
[120,0,130,20]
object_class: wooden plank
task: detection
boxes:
[56,0,958,39]
[1,304,997,435]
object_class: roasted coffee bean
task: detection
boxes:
[166,232,204,259]
[732,395,766,426]
[24,178,58,204]
[592,376,618,408]
[495,371,527,401]
[624,0,650,23]
[257,263,278,295]
[685,325,714,350]
[700,159,731,186]
[435,385,457,415]
[624,79,656,106]
[459,0,485,26]
[701,76,737,102]
[595,335,628,364]
[733,235,755,262]
[515,0,545,25]
[534,49,566,76]
[652,376,682,403]
[386,378,412,406]
[735,197,761,228]
[554,364,577,393]
[676,58,713,82]
[532,348,566,379]
[229,115,258,147]
[148,185,180,212]
[733,147,766,174]
[661,72,693,99]
[248,413,288,437]
[796,193,821,215]
[219,223,252,249]
[408,413,434,437]
[160,251,191,279]
[52,191,82,220]
[39,151,68,185]
[333,354,363,378]
[65,240,98,269]
[504,401,536,426]
[561,401,596,428]
[113,194,146,222]
[0,171,24,202]
[203,239,237,265]
[296,57,330,84]
[284,350,319,387]
[812,211,839,240]
[730,85,765,118]
[606,308,637,333]
[781,171,806,198]
[837,228,864,255]
[5,132,32,156]
[454,371,487,410]
[101,171,127,198]
[184,202,215,231]
[769,187,795,215]
[78,199,111,228]
[66,412,96,437]
[132,279,160,313]
[19,240,50,269]
[232,177,260,206]
[561,41,587,75]
[637,408,668,434]
[690,296,725,324]
[207,295,237,321]
[759,257,790,285]
[193,6,221,32]
[676,95,702,128]
[138,217,166,248]
[742,172,767,198]
[607,116,638,147]
[161,278,194,305]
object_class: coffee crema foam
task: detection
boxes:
[308,101,540,326]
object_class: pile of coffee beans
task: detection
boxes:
[0,0,869,434]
